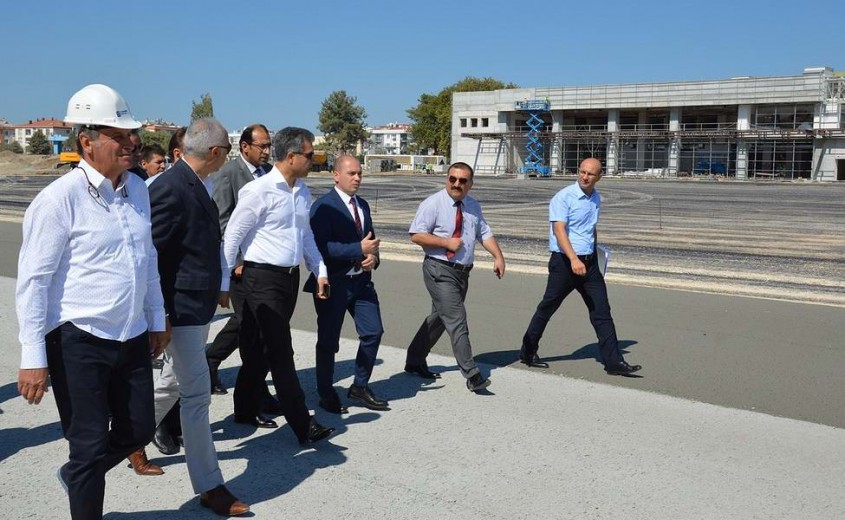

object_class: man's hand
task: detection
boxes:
[361,232,380,256]
[231,265,244,279]
[361,254,377,271]
[444,237,462,253]
[149,318,171,359]
[218,291,230,309]
[570,257,587,276]
[316,276,330,299]
[493,257,505,279]
[18,368,49,405]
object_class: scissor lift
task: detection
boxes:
[515,99,551,176]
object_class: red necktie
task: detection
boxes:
[350,197,363,238]
[446,200,462,260]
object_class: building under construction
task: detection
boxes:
[453,67,845,181]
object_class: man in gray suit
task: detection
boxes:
[206,125,280,425]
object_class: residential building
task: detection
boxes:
[453,66,845,181]
[8,118,74,153]
[367,123,410,155]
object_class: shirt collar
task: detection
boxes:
[333,186,355,205]
[79,158,128,191]
[573,181,594,199]
[239,154,262,176]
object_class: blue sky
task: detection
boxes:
[1,0,843,133]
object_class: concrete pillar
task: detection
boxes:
[668,109,680,175]
[735,140,748,180]
[550,110,563,172]
[606,110,619,175]
[636,111,647,170]
[737,105,751,130]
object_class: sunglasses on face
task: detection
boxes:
[448,175,470,185]
[292,151,314,160]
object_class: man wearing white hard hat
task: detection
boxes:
[15,83,170,519]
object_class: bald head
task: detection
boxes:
[577,157,603,195]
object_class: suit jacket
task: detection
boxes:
[149,159,222,326]
[304,188,377,292]
[210,156,272,234]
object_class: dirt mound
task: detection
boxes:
[0,150,62,175]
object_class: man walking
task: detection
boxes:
[307,155,388,414]
[519,157,642,376]
[404,162,505,392]
[16,83,169,519]
[148,117,249,516]
[223,127,334,444]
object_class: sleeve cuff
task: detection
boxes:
[147,310,167,332]
[20,343,48,369]
[317,262,328,279]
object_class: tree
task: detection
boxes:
[191,93,214,121]
[407,77,517,157]
[140,129,172,150]
[63,129,78,152]
[317,90,368,154]
[0,141,23,154]
[28,130,51,155]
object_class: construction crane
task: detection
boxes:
[515,99,551,176]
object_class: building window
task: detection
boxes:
[460,118,467,128]
[471,118,478,128]
[481,118,489,127]
[26,129,32,136]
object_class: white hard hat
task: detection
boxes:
[64,84,141,129]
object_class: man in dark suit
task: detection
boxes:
[305,155,388,413]
[205,125,278,421]
[147,118,249,516]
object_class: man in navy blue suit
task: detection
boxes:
[305,155,388,414]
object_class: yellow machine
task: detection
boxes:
[57,151,80,169]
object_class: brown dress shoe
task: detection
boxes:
[127,448,164,476]
[200,485,250,516]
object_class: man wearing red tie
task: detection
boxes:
[306,155,387,414]
[404,162,506,392]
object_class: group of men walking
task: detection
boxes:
[15,84,640,519]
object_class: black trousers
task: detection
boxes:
[47,323,155,520]
[206,275,272,408]
[235,266,311,441]
[521,252,624,367]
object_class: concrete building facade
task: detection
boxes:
[367,123,410,155]
[7,119,74,153]
[453,67,845,181]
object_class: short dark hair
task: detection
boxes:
[168,126,187,158]
[239,124,270,147]
[272,127,314,159]
[141,143,166,162]
[449,161,474,179]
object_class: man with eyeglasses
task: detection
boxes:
[404,162,506,392]
[206,125,280,425]
[223,127,334,445]
[146,117,250,516]
[16,83,170,519]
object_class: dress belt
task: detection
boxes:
[242,260,299,274]
[426,256,473,273]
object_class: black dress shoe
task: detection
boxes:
[233,414,278,429]
[519,350,549,368]
[404,363,441,380]
[152,425,180,455]
[466,373,491,392]
[210,383,228,395]
[318,393,348,415]
[348,384,389,411]
[300,419,335,445]
[604,361,642,376]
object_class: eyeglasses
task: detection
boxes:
[448,175,470,185]
[249,142,272,151]
[210,143,233,154]
[292,151,314,160]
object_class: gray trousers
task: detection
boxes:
[153,324,223,494]
[406,257,479,378]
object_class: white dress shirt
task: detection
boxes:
[223,166,327,283]
[240,155,264,179]
[16,159,167,368]
[333,186,365,275]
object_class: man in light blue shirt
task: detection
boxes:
[404,162,506,392]
[520,158,641,376]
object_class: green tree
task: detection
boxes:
[63,129,78,152]
[317,90,368,154]
[407,77,517,157]
[191,93,214,121]
[139,129,172,150]
[28,130,51,155]
[0,141,24,154]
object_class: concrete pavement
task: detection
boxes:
[2,273,845,519]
